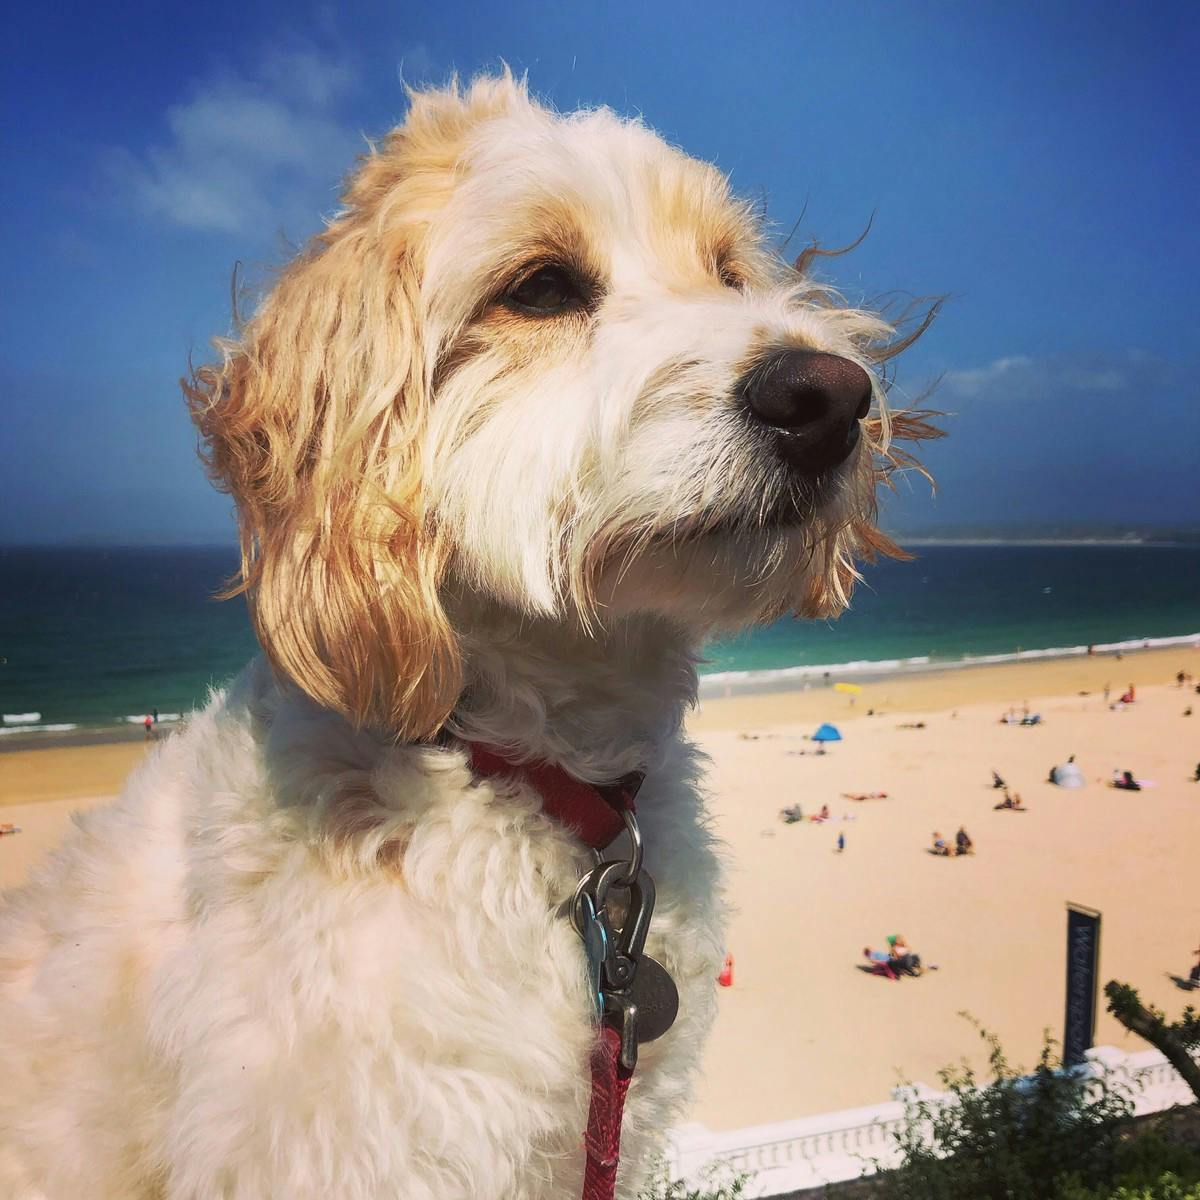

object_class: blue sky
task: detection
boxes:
[3,0,1197,543]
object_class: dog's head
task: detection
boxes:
[187,73,936,739]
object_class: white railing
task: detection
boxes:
[666,1045,1197,1197]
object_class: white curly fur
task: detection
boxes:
[0,73,920,1199]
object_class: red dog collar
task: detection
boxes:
[466,742,643,850]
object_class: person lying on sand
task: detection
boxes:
[994,791,1026,811]
[899,721,927,730]
[0,823,21,837]
[841,790,888,801]
[863,947,898,979]
[863,944,929,980]
[1111,769,1142,792]
[1188,945,1200,988]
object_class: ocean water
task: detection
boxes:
[1,544,1197,734]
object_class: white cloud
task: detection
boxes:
[940,353,1150,403]
[942,355,1033,398]
[107,45,363,236]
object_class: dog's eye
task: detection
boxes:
[506,265,585,314]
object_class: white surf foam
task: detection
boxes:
[0,723,78,736]
[3,712,41,724]
[698,632,1200,695]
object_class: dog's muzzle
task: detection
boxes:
[740,349,872,474]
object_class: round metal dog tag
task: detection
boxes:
[630,955,678,1043]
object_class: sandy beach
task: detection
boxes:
[2,645,1198,1131]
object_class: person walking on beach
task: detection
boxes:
[143,714,154,741]
[152,707,159,724]
[836,831,845,854]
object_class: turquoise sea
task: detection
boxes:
[1,544,1197,735]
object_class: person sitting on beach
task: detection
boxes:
[1113,769,1141,792]
[779,804,804,824]
[1189,944,1200,988]
[994,790,1025,811]
[955,826,974,856]
[886,935,924,976]
[1119,685,1136,705]
[1193,762,1200,783]
[931,831,951,855]
[810,804,831,823]
[991,769,1006,789]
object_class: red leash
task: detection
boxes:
[583,1024,633,1198]
[467,742,642,1200]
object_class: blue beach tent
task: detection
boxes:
[812,723,843,743]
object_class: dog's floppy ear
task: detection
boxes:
[185,200,458,740]
[185,74,538,737]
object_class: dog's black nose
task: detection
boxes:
[742,349,872,473]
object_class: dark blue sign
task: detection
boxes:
[1064,903,1102,1067]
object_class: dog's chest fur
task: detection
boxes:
[0,658,724,1200]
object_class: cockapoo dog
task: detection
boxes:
[0,74,933,1199]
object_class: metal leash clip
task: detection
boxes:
[571,814,679,1070]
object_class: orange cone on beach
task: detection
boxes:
[718,953,734,987]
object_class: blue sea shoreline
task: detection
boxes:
[2,543,1198,742]
[2,633,1196,751]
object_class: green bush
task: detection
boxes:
[1059,1175,1200,1200]
[881,1020,1135,1200]
[1056,1131,1200,1199]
